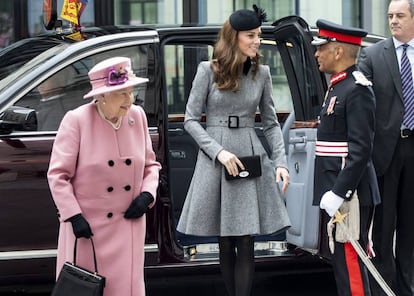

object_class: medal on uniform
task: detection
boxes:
[326,96,336,115]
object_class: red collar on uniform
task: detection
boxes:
[330,71,347,85]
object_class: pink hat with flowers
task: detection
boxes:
[83,56,148,99]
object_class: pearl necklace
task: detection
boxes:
[95,102,122,130]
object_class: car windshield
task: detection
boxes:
[0,44,69,94]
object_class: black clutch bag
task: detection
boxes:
[225,155,262,181]
[51,238,105,296]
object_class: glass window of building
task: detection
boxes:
[111,0,387,37]
[364,0,390,37]
[28,0,95,36]
[0,1,14,48]
[12,0,392,46]
[114,0,183,25]
[194,0,295,26]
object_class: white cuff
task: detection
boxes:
[320,190,344,217]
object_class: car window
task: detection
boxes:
[0,44,69,95]
[9,45,151,132]
[278,35,325,121]
[164,42,293,116]
[164,44,213,115]
[261,43,293,113]
[0,38,69,82]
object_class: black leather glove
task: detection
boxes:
[68,214,93,238]
[124,192,154,219]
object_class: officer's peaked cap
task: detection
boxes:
[312,19,367,46]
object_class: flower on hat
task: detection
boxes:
[107,66,128,86]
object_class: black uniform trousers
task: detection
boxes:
[321,205,374,296]
[370,135,414,296]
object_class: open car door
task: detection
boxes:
[272,16,327,252]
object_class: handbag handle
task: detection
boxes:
[73,238,99,274]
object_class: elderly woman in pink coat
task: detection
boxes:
[47,56,161,296]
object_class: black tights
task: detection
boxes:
[218,235,254,296]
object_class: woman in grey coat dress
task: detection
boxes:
[176,5,291,296]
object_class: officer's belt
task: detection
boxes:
[206,115,255,128]
[315,141,348,157]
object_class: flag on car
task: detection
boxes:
[78,0,88,22]
[60,0,88,25]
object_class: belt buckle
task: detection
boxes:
[228,116,239,128]
[401,129,409,138]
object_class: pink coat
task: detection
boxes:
[48,102,161,296]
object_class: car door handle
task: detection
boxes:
[168,128,184,136]
[289,136,306,144]
[170,150,186,159]
[289,136,307,151]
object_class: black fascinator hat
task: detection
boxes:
[229,4,267,31]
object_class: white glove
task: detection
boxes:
[320,190,344,217]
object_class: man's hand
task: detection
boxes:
[320,190,344,217]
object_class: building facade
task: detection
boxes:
[0,0,390,48]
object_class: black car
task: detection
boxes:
[0,16,383,292]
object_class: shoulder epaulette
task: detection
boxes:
[352,71,372,86]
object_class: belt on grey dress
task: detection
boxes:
[206,115,255,128]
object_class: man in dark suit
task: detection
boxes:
[312,19,380,296]
[358,0,414,295]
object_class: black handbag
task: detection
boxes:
[225,155,262,181]
[51,238,105,296]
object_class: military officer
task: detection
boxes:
[312,19,381,296]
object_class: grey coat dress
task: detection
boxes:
[176,61,291,237]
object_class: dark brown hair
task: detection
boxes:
[211,20,261,92]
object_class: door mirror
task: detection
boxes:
[0,106,38,134]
